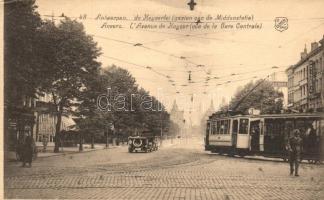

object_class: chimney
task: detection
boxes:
[311,42,319,51]
[320,35,324,46]
[300,44,307,60]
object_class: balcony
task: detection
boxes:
[299,78,307,86]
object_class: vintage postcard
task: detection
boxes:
[2,0,324,199]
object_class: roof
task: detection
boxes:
[290,43,323,71]
[208,112,323,121]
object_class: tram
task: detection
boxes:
[205,112,324,163]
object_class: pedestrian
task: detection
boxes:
[22,134,35,167]
[307,124,317,154]
[288,129,303,176]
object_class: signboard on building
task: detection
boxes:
[309,63,315,94]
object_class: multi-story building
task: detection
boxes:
[5,95,36,150]
[286,35,324,112]
[5,92,74,150]
[33,93,74,144]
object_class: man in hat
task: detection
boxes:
[22,134,35,167]
[288,129,303,176]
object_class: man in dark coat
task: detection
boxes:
[288,129,303,176]
[22,135,35,167]
[307,125,317,154]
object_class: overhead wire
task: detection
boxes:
[38,13,320,98]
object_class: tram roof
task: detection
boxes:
[208,112,323,121]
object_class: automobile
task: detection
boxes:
[128,136,159,153]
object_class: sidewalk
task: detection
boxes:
[5,143,122,161]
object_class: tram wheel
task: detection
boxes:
[238,152,245,158]
[228,151,235,157]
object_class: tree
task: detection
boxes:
[39,18,101,152]
[222,80,283,114]
[4,0,43,106]
[77,65,171,143]
[4,0,45,153]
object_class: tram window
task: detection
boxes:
[320,119,324,136]
[232,120,238,133]
[265,123,273,136]
[225,120,230,134]
[206,122,210,134]
[296,120,306,134]
[212,122,217,135]
[216,121,221,134]
[239,119,249,134]
[285,121,293,138]
[220,120,224,134]
[273,122,280,136]
[224,120,229,134]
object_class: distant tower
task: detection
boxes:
[220,97,226,107]
[170,100,184,122]
[208,99,215,113]
[199,99,216,135]
[170,100,185,132]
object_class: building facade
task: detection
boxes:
[33,93,74,144]
[269,71,288,108]
[5,92,74,149]
[286,35,324,112]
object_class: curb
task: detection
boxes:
[36,146,122,159]
[6,146,121,162]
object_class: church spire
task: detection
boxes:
[171,100,178,112]
[209,99,215,111]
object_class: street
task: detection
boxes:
[4,138,324,200]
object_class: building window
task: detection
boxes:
[303,68,305,79]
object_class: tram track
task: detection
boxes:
[5,147,216,179]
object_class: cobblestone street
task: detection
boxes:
[4,139,324,199]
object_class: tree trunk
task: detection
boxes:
[91,133,95,149]
[79,131,83,151]
[54,108,62,153]
[105,130,109,148]
[35,112,40,142]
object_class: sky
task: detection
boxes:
[35,0,324,125]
